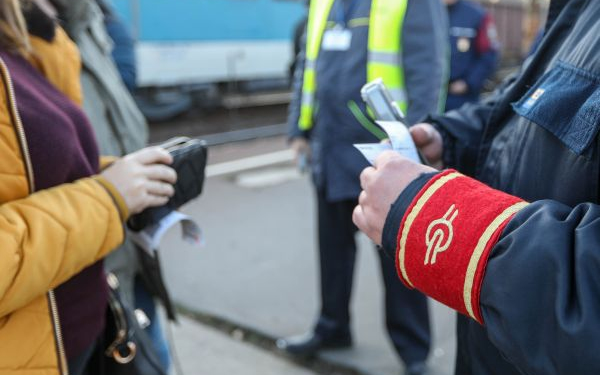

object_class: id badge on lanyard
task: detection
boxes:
[322,26,352,51]
[321,0,358,51]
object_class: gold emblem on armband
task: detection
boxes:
[425,204,458,265]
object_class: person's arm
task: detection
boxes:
[463,13,500,95]
[0,178,124,317]
[402,0,448,125]
[356,153,600,375]
[0,141,176,318]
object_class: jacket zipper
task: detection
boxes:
[0,58,69,375]
[48,291,69,375]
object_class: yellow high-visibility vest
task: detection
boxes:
[299,0,408,130]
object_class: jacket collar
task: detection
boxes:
[545,0,570,33]
[24,3,57,42]
[50,0,97,36]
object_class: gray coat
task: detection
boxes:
[56,0,147,305]
[57,0,147,156]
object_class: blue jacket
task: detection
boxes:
[446,0,499,111]
[384,0,600,373]
[288,0,448,202]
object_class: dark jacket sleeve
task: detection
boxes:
[402,0,448,125]
[480,200,600,375]
[383,171,600,375]
[287,27,310,141]
[426,71,519,176]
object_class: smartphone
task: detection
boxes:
[360,79,430,165]
[360,78,407,124]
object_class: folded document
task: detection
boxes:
[130,211,204,253]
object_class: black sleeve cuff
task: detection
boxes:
[381,171,439,258]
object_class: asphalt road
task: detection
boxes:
[156,136,457,375]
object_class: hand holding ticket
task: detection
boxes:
[354,121,421,165]
[354,142,393,165]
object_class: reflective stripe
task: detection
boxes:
[369,51,402,66]
[299,104,314,130]
[305,59,317,71]
[301,92,315,107]
[348,17,370,28]
[300,0,335,129]
[368,0,409,115]
[305,0,335,60]
[389,88,407,103]
[368,0,408,54]
[302,70,316,94]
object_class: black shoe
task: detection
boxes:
[276,332,352,357]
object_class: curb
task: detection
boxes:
[175,304,368,375]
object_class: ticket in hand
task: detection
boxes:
[354,121,421,165]
[354,143,393,165]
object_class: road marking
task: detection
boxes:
[235,167,302,188]
[206,150,295,177]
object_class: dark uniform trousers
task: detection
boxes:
[314,188,431,366]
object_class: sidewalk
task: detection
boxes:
[172,315,318,375]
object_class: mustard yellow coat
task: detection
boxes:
[0,29,125,375]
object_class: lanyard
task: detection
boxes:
[335,0,361,28]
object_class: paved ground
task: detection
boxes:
[154,136,457,375]
[171,315,319,375]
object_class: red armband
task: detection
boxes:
[395,170,528,324]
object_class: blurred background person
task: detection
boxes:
[49,0,173,371]
[279,0,448,374]
[97,0,137,92]
[444,0,499,111]
[289,14,307,86]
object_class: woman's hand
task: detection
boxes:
[101,147,178,214]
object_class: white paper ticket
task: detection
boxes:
[376,121,421,163]
[353,143,392,165]
[354,121,421,165]
[130,211,204,253]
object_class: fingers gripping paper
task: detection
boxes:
[354,121,421,164]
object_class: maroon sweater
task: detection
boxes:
[1,51,108,359]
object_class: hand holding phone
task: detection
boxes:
[360,79,430,165]
[360,78,407,123]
